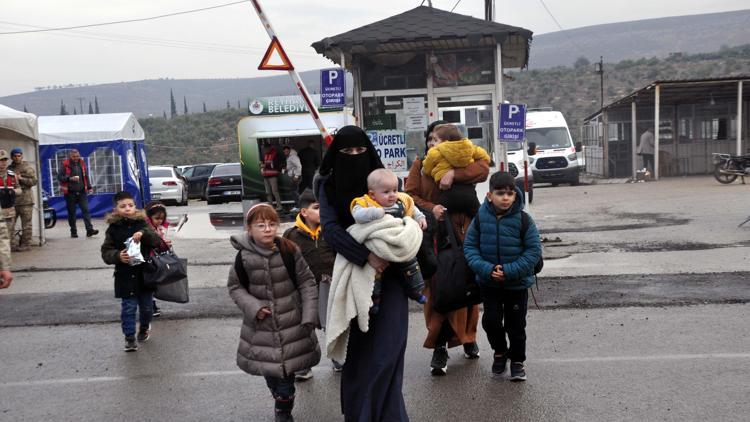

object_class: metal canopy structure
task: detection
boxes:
[312,6,532,70]
[583,75,749,180]
[312,6,533,173]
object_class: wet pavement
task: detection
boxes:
[2,175,750,421]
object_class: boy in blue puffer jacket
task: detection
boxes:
[464,171,542,381]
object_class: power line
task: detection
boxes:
[537,0,587,56]
[0,0,251,35]
[451,0,463,12]
[0,20,321,58]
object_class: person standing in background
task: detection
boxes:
[638,127,655,173]
[283,146,302,209]
[298,140,320,192]
[9,148,37,251]
[58,149,98,238]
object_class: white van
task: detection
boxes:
[526,110,582,186]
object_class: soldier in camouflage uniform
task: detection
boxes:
[0,150,20,248]
[0,219,12,289]
[10,148,37,252]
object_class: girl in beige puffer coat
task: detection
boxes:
[227,204,320,422]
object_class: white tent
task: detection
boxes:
[0,104,44,245]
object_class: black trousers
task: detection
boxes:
[264,374,295,399]
[480,287,528,363]
[64,192,93,233]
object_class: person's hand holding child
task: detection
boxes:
[418,217,427,230]
[256,307,272,320]
[132,231,143,242]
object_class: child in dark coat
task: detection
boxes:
[464,172,542,381]
[283,188,337,376]
[145,201,172,317]
[101,191,161,352]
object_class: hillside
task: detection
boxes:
[137,45,750,166]
[504,44,750,138]
[530,9,750,68]
[1,10,748,117]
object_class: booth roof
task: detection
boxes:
[38,113,145,145]
[312,6,532,69]
[0,104,38,140]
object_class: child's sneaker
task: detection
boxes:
[152,301,162,317]
[430,346,448,376]
[294,369,313,381]
[124,336,138,352]
[137,324,151,342]
[463,342,480,359]
[492,353,507,376]
[331,360,344,372]
[510,362,527,381]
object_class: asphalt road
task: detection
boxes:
[1,305,748,421]
[2,176,749,421]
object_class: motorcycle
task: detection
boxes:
[712,153,750,184]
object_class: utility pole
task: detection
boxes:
[595,56,604,109]
[484,0,495,21]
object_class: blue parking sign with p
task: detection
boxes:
[320,68,345,108]
[498,103,526,141]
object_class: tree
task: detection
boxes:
[163,110,167,119]
[226,100,230,109]
[170,89,177,118]
[73,107,78,115]
[94,96,100,114]
[183,96,188,114]
[573,56,590,69]
[23,105,28,113]
[59,100,68,115]
[203,102,207,113]
[88,102,94,114]
[237,100,241,109]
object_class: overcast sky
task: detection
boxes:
[0,0,746,97]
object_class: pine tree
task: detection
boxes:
[88,102,94,114]
[73,107,78,115]
[163,110,167,119]
[59,100,68,115]
[237,100,241,109]
[94,96,100,114]
[203,102,207,113]
[23,105,28,113]
[183,96,188,114]
[170,89,177,118]
[226,100,230,109]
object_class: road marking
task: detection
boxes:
[3,353,750,387]
[535,352,750,363]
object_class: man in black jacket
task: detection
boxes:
[58,149,98,238]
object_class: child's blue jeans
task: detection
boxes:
[121,292,153,337]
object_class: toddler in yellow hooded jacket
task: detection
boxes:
[422,133,491,183]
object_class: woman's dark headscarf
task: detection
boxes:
[424,120,448,155]
[320,125,383,227]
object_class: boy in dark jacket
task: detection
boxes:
[283,188,336,378]
[464,172,542,381]
[101,191,161,352]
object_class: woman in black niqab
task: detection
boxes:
[319,125,383,227]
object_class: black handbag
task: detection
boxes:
[431,215,482,314]
[154,272,189,303]
[143,250,187,286]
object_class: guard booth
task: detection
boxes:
[312,5,532,174]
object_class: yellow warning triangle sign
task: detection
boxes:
[258,36,294,71]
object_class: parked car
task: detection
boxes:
[149,166,188,206]
[181,163,220,200]
[206,163,242,204]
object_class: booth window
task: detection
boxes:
[360,54,427,91]
[432,50,495,88]
[89,147,123,193]
[49,149,75,197]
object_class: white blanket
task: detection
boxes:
[325,215,423,364]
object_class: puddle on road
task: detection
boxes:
[540,212,691,234]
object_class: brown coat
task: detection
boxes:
[405,157,489,349]
[227,233,321,378]
[10,160,37,206]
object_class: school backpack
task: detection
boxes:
[234,238,297,291]
[473,211,543,275]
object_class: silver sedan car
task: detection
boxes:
[148,166,188,206]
